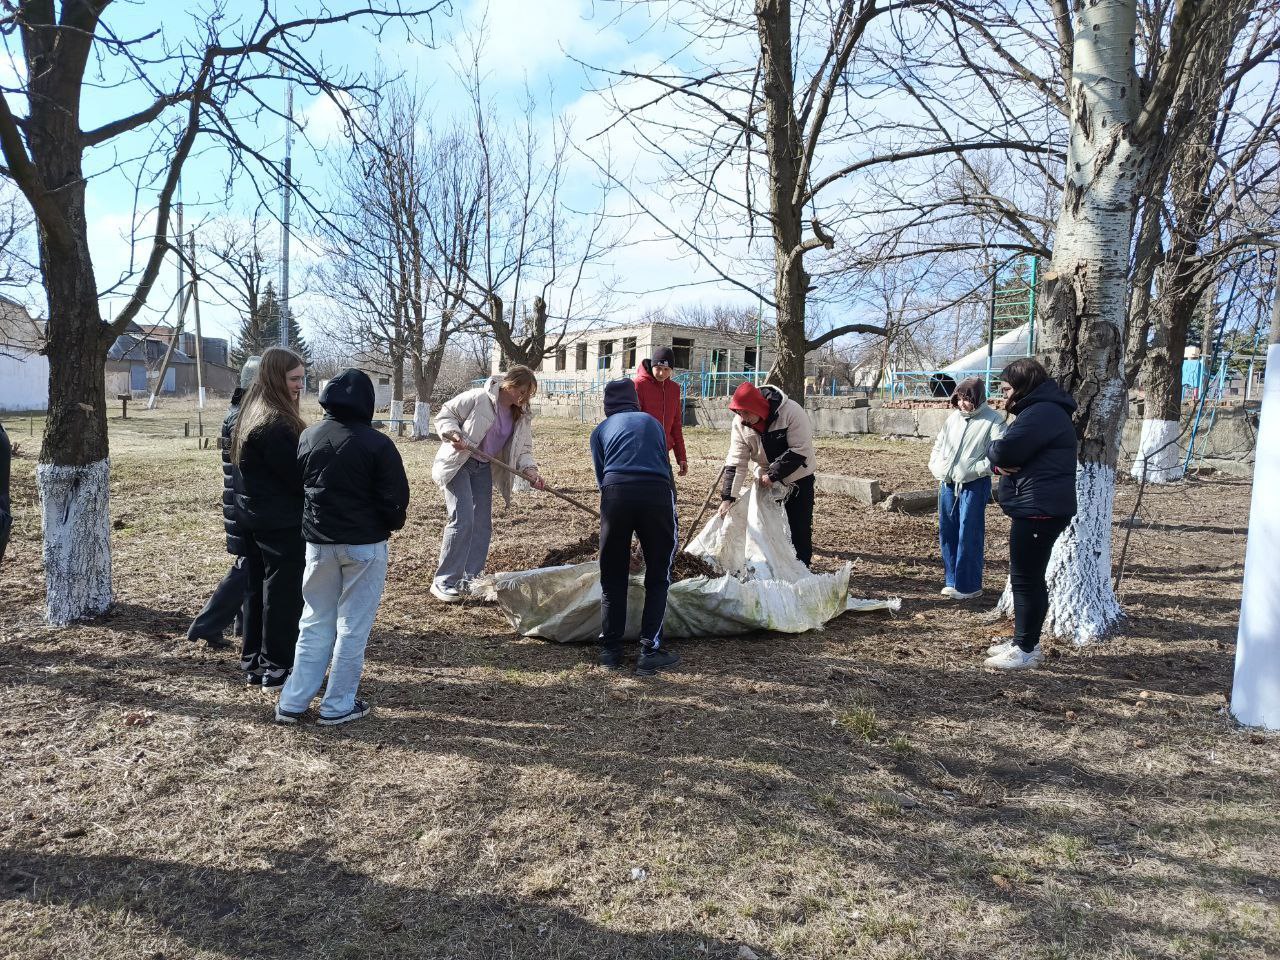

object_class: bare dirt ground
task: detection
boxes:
[1,405,1276,960]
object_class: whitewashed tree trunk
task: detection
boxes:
[1037,0,1140,644]
[1044,462,1120,642]
[390,399,405,438]
[412,401,432,440]
[994,577,1013,619]
[38,460,113,625]
[1130,419,1184,483]
[1231,293,1280,729]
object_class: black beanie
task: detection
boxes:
[651,346,675,367]
[603,378,640,416]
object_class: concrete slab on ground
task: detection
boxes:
[815,473,884,504]
[880,489,939,514]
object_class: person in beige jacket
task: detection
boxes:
[928,376,1007,600]
[430,366,544,602]
[717,381,818,565]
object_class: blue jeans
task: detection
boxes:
[434,458,493,590]
[279,541,389,717]
[938,477,990,594]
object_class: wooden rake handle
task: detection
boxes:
[452,436,600,519]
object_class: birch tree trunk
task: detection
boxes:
[1128,0,1250,485]
[1037,0,1140,644]
[1231,270,1280,728]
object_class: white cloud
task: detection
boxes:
[457,0,625,83]
[299,90,361,148]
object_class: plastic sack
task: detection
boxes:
[476,480,897,643]
[686,473,811,581]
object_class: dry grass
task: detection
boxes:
[0,403,1277,960]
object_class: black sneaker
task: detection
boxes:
[318,699,372,727]
[636,647,680,676]
[598,646,625,670]
[261,666,290,691]
[274,705,306,725]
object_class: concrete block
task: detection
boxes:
[872,408,919,437]
[880,489,938,514]
[811,405,869,436]
[815,473,884,504]
[917,408,951,438]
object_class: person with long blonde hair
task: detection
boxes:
[231,347,308,688]
[430,364,545,602]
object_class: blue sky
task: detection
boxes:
[2,0,739,349]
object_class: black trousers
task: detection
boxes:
[599,481,677,649]
[0,509,10,566]
[187,556,249,641]
[240,526,304,672]
[785,474,815,567]
[1009,516,1071,651]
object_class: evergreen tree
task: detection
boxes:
[229,282,311,369]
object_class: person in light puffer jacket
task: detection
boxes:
[429,366,545,603]
[928,377,1007,601]
[717,381,817,566]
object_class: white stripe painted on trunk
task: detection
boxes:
[1130,418,1184,483]
[1232,343,1280,729]
[37,459,113,626]
[1045,462,1122,645]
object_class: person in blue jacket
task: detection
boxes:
[590,378,680,675]
[984,358,1079,670]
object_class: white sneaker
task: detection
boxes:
[430,583,464,603]
[986,637,1016,656]
[941,586,956,597]
[947,588,983,601]
[984,645,1043,670]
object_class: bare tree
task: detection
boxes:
[424,36,619,373]
[315,85,481,429]
[595,2,1073,395]
[1127,0,1280,482]
[1029,0,1265,642]
[199,209,279,348]
[0,2,445,625]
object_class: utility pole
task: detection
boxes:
[147,194,189,410]
[279,80,293,350]
[190,231,206,410]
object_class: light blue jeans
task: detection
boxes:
[279,541,389,717]
[434,458,493,590]
[938,476,990,595]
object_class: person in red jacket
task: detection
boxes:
[633,346,688,477]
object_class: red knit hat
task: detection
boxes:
[729,382,770,431]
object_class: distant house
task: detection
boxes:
[106,323,238,397]
[0,296,49,412]
[491,319,821,395]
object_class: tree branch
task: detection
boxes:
[807,322,888,351]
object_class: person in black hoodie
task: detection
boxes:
[187,356,261,646]
[231,347,308,690]
[0,420,11,566]
[275,369,409,726]
[984,358,1079,670]
[589,379,680,675]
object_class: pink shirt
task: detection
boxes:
[478,401,515,459]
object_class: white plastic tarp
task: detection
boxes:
[479,480,897,643]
